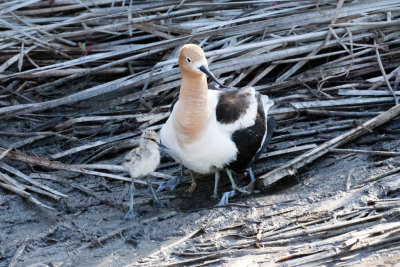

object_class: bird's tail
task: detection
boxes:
[253,95,275,162]
[261,95,274,117]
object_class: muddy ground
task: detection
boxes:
[1,118,400,266]
[1,1,400,266]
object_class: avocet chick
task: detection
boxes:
[124,130,160,219]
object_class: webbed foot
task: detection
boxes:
[124,209,137,220]
[156,177,181,192]
[216,190,236,206]
[152,198,170,208]
[243,181,255,194]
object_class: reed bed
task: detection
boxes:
[1,0,400,265]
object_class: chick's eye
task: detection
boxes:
[186,57,191,63]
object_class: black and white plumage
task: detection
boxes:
[216,88,273,174]
[123,130,160,219]
[160,44,274,205]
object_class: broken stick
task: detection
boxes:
[0,182,55,211]
[258,103,400,189]
[0,148,142,184]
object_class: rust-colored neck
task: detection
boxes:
[179,70,207,99]
[174,71,210,143]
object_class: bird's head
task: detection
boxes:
[178,44,208,76]
[142,130,160,145]
[178,44,226,87]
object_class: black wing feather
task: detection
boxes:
[216,88,253,124]
[216,92,270,174]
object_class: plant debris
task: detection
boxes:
[0,0,400,266]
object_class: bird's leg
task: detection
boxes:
[216,191,235,206]
[124,178,137,219]
[146,175,160,205]
[180,164,185,176]
[185,171,197,193]
[147,176,169,207]
[226,169,249,194]
[212,171,220,198]
[216,169,248,206]
[156,176,181,192]
[248,168,256,183]
[226,169,237,189]
[243,167,256,193]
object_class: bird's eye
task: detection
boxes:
[186,57,191,63]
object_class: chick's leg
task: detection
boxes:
[124,178,137,219]
[146,175,160,205]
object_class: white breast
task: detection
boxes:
[160,90,238,174]
[124,149,160,178]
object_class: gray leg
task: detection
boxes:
[243,168,256,193]
[216,190,235,206]
[212,171,220,198]
[124,179,137,219]
[146,175,160,205]
[226,169,237,189]
[156,176,181,192]
[147,177,169,208]
[226,169,248,194]
[216,169,250,206]
[248,168,256,183]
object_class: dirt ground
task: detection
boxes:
[1,1,400,266]
[1,122,400,266]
